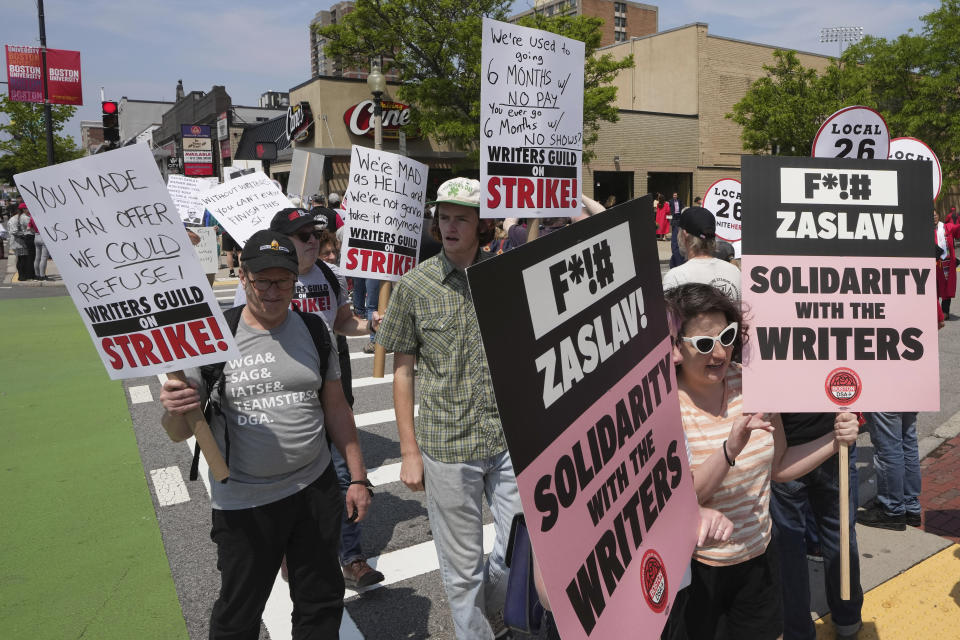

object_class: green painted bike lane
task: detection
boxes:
[0,296,187,639]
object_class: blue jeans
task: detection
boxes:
[352,278,380,339]
[422,450,522,640]
[330,444,364,565]
[867,412,921,516]
[770,447,863,640]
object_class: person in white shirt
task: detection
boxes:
[662,206,742,300]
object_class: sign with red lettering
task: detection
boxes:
[339,145,426,282]
[467,197,698,640]
[812,105,890,161]
[702,179,742,258]
[740,155,938,412]
[5,45,83,105]
[13,145,240,379]
[480,18,584,219]
[344,99,416,140]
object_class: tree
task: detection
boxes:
[317,0,632,161]
[0,96,84,181]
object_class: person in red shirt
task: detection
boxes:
[935,210,959,317]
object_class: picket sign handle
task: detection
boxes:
[838,442,850,600]
[372,282,393,378]
[527,220,540,244]
[299,153,311,203]
[166,370,230,482]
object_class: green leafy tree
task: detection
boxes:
[0,95,84,180]
[317,0,632,162]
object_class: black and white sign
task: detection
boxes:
[812,105,890,160]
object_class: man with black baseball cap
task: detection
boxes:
[662,206,742,300]
[160,228,372,637]
[234,208,385,588]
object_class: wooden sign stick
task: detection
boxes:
[372,282,393,378]
[838,441,850,600]
[166,370,230,482]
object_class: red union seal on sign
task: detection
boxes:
[825,367,862,405]
[642,549,669,614]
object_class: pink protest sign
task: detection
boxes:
[740,155,939,412]
[467,198,698,639]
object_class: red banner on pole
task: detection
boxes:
[5,44,82,105]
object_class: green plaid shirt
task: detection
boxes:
[376,250,507,463]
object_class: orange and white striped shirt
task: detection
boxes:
[680,365,775,566]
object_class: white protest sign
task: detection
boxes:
[192,226,219,274]
[13,145,240,379]
[889,137,941,200]
[812,105,890,160]
[288,149,326,202]
[198,171,292,248]
[339,145,426,282]
[480,17,584,219]
[167,174,213,224]
[702,178,742,258]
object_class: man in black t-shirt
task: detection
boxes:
[770,413,864,640]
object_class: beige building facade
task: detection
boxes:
[587,23,833,207]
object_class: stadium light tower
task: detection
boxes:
[820,26,864,56]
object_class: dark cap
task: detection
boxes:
[240,230,299,274]
[679,206,716,239]
[270,207,321,235]
[713,239,736,262]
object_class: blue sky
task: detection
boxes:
[2,0,937,144]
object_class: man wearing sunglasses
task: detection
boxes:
[234,207,385,588]
[160,229,371,638]
[662,206,741,300]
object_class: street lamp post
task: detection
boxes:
[367,63,390,377]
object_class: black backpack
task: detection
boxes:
[190,304,332,481]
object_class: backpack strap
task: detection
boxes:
[191,305,244,481]
[314,259,342,302]
[292,307,333,387]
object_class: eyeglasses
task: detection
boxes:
[680,322,738,355]
[294,230,322,243]
[249,277,296,291]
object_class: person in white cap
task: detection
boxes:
[377,177,521,639]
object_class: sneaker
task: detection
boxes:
[856,505,906,531]
[362,341,377,354]
[906,511,922,527]
[228,269,236,277]
[342,559,384,588]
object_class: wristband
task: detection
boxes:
[722,440,735,467]
[350,478,374,496]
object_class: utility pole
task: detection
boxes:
[38,0,55,165]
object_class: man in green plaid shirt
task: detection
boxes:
[377,177,521,640]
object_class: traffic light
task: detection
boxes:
[102,101,120,147]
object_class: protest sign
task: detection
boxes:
[339,145,426,281]
[702,179,742,257]
[812,105,890,160]
[740,155,938,412]
[167,174,213,224]
[889,137,941,200]
[288,148,326,202]
[198,171,292,248]
[467,198,698,640]
[5,45,82,105]
[191,226,219,274]
[480,18,584,219]
[13,145,241,380]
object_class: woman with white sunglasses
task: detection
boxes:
[664,283,858,640]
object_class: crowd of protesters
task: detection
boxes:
[150,178,952,640]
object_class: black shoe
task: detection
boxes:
[856,505,906,531]
[906,511,922,527]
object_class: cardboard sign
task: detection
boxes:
[480,18,584,219]
[192,226,219,274]
[740,155,938,412]
[889,137,941,200]
[198,171,292,248]
[812,105,890,161]
[339,145,426,281]
[13,145,240,379]
[702,179,742,257]
[167,174,213,224]
[288,148,326,202]
[467,198,698,640]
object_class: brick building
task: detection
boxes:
[510,0,657,46]
[585,23,833,207]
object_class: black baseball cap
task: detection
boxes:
[240,230,299,274]
[679,206,716,239]
[270,207,321,235]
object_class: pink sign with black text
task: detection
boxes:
[740,156,939,412]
